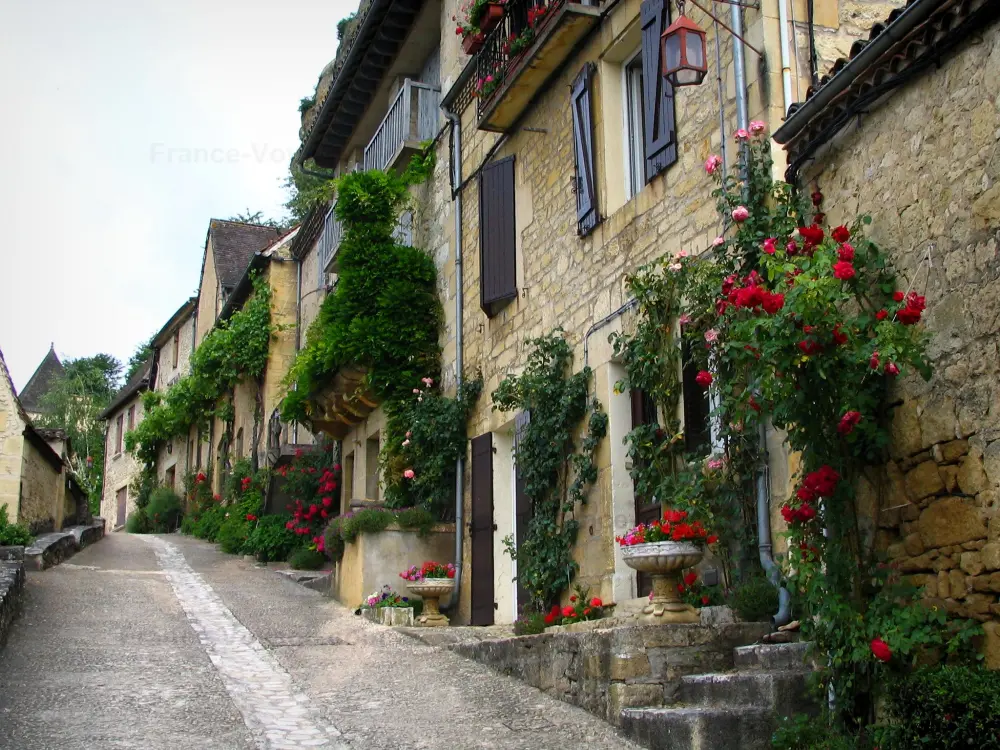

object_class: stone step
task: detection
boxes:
[733,641,812,671]
[620,705,774,750]
[678,670,814,716]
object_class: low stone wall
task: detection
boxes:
[23,520,105,571]
[0,561,25,650]
[451,621,770,725]
[332,523,455,609]
[0,546,24,562]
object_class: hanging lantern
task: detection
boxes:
[661,12,708,87]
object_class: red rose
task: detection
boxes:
[837,243,854,261]
[544,612,557,625]
[707,535,718,544]
[684,572,698,586]
[798,339,822,356]
[695,370,713,388]
[875,309,888,321]
[870,351,880,370]
[781,504,795,523]
[795,504,817,522]
[804,466,840,497]
[870,638,892,663]
[811,190,823,206]
[761,291,785,315]
[590,597,602,607]
[892,291,905,302]
[447,568,455,578]
[838,411,862,435]
[884,362,900,376]
[832,225,850,243]
[832,261,856,280]
[562,606,575,618]
[677,584,686,594]
[896,306,922,325]
[664,509,687,523]
[832,324,848,346]
[570,595,577,602]
[798,224,824,245]
[583,607,592,616]
[245,514,256,521]
[797,485,816,502]
[701,595,710,605]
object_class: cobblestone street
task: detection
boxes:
[0,534,641,750]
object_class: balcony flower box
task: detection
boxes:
[480,2,505,34]
[463,31,485,54]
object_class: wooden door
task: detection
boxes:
[631,389,660,597]
[116,487,127,528]
[470,433,495,626]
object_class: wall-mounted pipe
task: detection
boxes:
[777,0,793,115]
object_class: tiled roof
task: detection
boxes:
[209,220,282,290]
[18,344,64,414]
[99,359,151,420]
[775,0,1000,178]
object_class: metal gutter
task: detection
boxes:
[773,0,943,144]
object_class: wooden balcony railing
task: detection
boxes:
[363,79,441,172]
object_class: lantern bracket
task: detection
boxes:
[683,0,764,57]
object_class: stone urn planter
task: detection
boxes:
[406,578,454,627]
[622,541,704,624]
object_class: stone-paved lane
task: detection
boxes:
[0,533,643,750]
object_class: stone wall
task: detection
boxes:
[799,20,1000,656]
[0,356,26,523]
[101,392,145,528]
[451,622,769,724]
[18,437,62,534]
[0,561,25,651]
[194,237,221,348]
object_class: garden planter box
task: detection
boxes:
[361,607,414,626]
[480,3,504,34]
[332,522,455,610]
[462,32,485,55]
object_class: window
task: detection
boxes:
[172,331,180,368]
[479,156,517,317]
[165,466,176,489]
[127,405,135,431]
[623,52,646,200]
[115,415,124,454]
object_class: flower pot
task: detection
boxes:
[621,541,704,624]
[462,32,485,55]
[480,3,504,34]
[405,578,455,627]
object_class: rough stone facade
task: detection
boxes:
[0,352,27,524]
[100,391,145,528]
[797,16,1000,658]
[152,306,197,491]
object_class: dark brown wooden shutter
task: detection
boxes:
[640,0,678,182]
[513,412,532,612]
[116,415,124,453]
[479,156,516,316]
[470,432,495,626]
[571,65,599,236]
[682,341,712,455]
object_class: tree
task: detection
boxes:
[37,354,123,514]
[125,337,153,381]
[226,209,290,232]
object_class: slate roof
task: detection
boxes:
[775,0,1000,178]
[18,344,64,414]
[209,220,282,290]
[99,359,151,421]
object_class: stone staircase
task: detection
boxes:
[620,642,816,749]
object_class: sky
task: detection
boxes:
[0,0,356,391]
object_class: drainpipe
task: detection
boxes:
[777,0,793,116]
[293,257,303,444]
[732,3,791,627]
[443,108,465,615]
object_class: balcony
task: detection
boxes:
[363,79,441,172]
[319,203,345,274]
[475,0,602,132]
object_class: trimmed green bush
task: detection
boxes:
[147,487,183,532]
[126,508,152,534]
[876,666,1000,749]
[323,506,435,563]
[246,515,299,562]
[728,575,779,622]
[193,504,225,541]
[217,515,251,555]
[288,547,326,570]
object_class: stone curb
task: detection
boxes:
[24,519,105,571]
[0,561,25,651]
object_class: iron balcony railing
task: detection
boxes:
[318,203,344,273]
[363,79,441,172]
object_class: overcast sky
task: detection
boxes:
[0,0,355,390]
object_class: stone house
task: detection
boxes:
[289,0,942,624]
[0,347,83,533]
[773,0,1000,656]
[99,361,151,528]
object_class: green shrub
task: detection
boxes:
[217,515,251,555]
[875,666,1000,750]
[288,547,326,570]
[180,513,197,535]
[146,487,183,532]
[772,714,855,750]
[246,515,299,562]
[324,506,435,563]
[193,504,225,541]
[728,575,779,622]
[513,610,547,636]
[126,508,152,534]
[0,506,33,546]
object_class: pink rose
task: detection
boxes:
[762,237,777,255]
[404,468,416,479]
[732,206,749,222]
[678,314,692,326]
[749,120,766,135]
[704,154,722,174]
[734,128,750,141]
[712,236,725,247]
[704,329,719,343]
